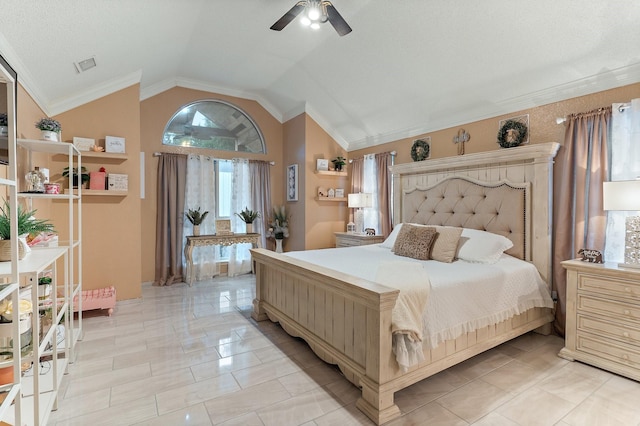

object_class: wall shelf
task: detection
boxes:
[315,197,347,202]
[315,170,347,177]
[64,189,127,197]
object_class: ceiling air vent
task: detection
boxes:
[74,56,96,73]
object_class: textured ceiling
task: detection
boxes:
[1,0,639,150]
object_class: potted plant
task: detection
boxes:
[35,117,62,142]
[0,200,55,261]
[331,156,346,172]
[235,207,260,233]
[62,166,90,188]
[185,207,209,236]
[265,205,290,252]
[37,276,52,300]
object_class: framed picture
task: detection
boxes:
[287,164,298,201]
[215,219,232,235]
[335,188,344,198]
[105,135,126,153]
[73,137,95,152]
[316,159,329,171]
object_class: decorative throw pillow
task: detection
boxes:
[456,228,514,264]
[428,225,463,263]
[393,224,437,260]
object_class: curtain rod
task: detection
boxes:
[556,102,630,124]
[152,152,275,165]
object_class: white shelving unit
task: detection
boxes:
[17,139,83,366]
[0,54,22,425]
[0,247,69,426]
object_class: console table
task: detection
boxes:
[185,233,261,286]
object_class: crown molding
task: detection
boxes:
[47,70,143,116]
[346,62,640,151]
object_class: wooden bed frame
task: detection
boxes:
[251,142,560,424]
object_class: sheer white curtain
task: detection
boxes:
[605,98,640,262]
[184,155,220,280]
[362,154,380,234]
[228,158,252,276]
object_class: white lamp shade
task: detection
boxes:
[603,181,640,211]
[348,193,373,208]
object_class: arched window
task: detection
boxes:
[162,100,266,153]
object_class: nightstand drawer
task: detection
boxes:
[579,274,640,300]
[578,294,640,323]
[578,314,640,345]
[577,333,640,370]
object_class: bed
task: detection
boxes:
[251,142,560,424]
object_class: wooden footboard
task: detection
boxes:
[251,248,553,425]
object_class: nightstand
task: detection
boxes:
[334,232,385,248]
[559,259,640,381]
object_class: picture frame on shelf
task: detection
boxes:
[73,137,95,152]
[215,219,232,235]
[287,164,298,201]
[105,136,126,153]
[335,188,344,198]
[316,159,329,171]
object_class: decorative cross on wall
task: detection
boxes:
[453,128,470,155]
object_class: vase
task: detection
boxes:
[275,238,283,253]
[246,223,253,234]
[40,130,58,142]
[193,225,200,236]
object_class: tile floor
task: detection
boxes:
[48,275,640,425]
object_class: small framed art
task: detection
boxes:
[215,219,232,235]
[105,135,126,153]
[287,164,298,201]
[316,159,329,171]
[73,137,95,152]
[335,188,344,198]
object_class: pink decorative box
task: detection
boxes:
[89,171,106,190]
[44,183,60,194]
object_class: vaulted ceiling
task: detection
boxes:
[1,0,638,150]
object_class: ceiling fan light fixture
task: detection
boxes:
[300,16,311,26]
[307,4,321,21]
[310,22,321,30]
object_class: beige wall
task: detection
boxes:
[52,85,142,300]
[304,115,348,250]
[140,87,284,282]
[282,113,305,252]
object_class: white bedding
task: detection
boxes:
[284,244,554,367]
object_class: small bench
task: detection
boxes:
[73,286,116,316]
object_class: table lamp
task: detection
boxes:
[603,180,640,268]
[348,193,372,234]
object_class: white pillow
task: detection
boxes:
[380,223,404,249]
[456,228,513,264]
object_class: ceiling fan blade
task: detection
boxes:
[326,3,352,36]
[270,3,306,31]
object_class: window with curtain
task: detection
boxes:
[353,152,394,236]
[605,98,640,262]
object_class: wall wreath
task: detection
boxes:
[411,139,430,161]
[497,120,528,148]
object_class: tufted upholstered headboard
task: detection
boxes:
[402,176,530,260]
[390,142,560,286]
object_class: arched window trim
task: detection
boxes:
[162,99,267,154]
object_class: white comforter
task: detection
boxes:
[285,245,554,368]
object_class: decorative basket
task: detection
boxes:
[0,240,25,261]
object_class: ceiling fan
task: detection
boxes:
[270,0,352,36]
